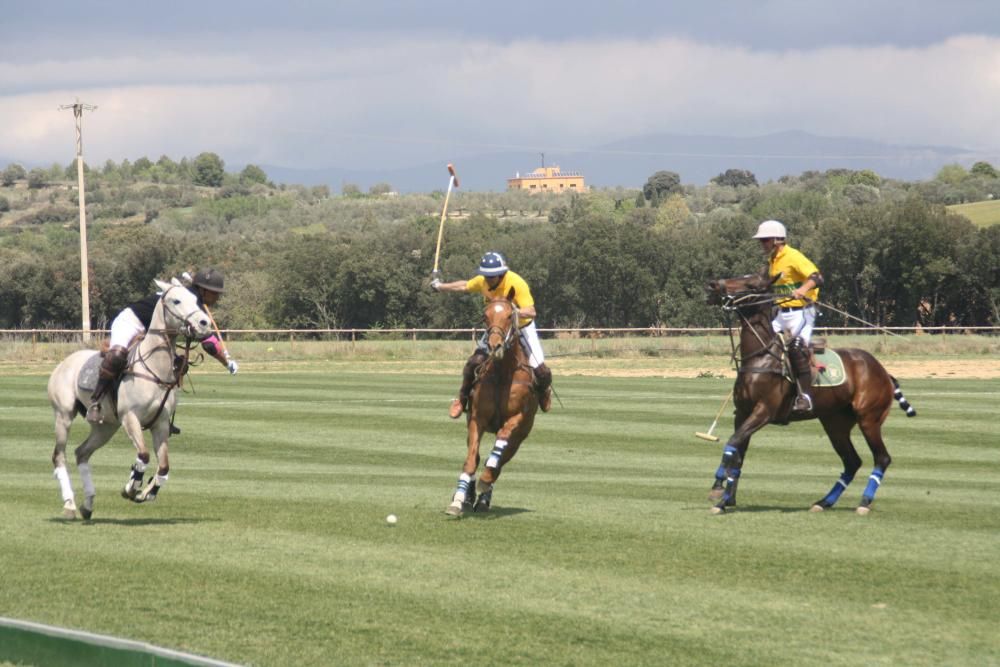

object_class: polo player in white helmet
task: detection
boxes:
[753,220,824,415]
[432,251,553,418]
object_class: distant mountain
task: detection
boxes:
[261,131,989,193]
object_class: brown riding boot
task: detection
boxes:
[87,345,128,423]
[534,363,553,412]
[449,351,486,419]
[789,338,813,415]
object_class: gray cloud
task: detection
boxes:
[2,13,1000,170]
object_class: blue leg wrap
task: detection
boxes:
[821,472,854,506]
[861,467,885,504]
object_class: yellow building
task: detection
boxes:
[507,166,586,193]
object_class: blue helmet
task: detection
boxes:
[477,251,509,277]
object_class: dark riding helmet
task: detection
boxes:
[477,251,508,277]
[192,267,225,293]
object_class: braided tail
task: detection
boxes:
[890,376,917,417]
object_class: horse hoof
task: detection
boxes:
[62,500,77,519]
[856,506,871,516]
[809,504,825,513]
[445,502,464,518]
[710,506,725,515]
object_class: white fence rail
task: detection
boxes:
[2,325,999,345]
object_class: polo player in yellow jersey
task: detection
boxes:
[432,251,553,418]
[753,219,824,415]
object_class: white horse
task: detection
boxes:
[47,278,213,519]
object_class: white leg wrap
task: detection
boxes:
[476,478,493,495]
[486,439,508,470]
[133,458,148,473]
[78,463,96,498]
[155,473,168,487]
[452,472,474,503]
[54,466,74,502]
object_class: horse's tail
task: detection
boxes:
[890,376,917,417]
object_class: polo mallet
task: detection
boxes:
[695,390,733,442]
[431,164,459,276]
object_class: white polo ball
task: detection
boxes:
[386,514,398,525]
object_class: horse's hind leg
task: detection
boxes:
[73,423,118,519]
[811,412,863,512]
[855,407,893,515]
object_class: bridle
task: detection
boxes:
[484,300,520,357]
[126,286,208,429]
[157,284,208,338]
[719,288,785,370]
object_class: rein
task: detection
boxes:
[721,291,787,372]
[122,286,206,430]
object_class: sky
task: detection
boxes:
[2,0,1000,173]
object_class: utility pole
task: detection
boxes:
[540,152,545,169]
[59,100,97,343]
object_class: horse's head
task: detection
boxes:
[154,278,214,340]
[483,291,519,361]
[706,270,779,311]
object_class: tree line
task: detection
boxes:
[1,158,998,332]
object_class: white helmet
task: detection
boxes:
[753,219,787,239]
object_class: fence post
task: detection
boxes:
[290,331,295,352]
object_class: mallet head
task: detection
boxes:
[695,432,720,442]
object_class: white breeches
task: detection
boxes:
[109,308,145,349]
[772,305,816,344]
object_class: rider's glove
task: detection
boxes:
[430,279,442,292]
[227,359,239,375]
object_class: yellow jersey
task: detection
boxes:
[466,271,535,327]
[768,245,820,308]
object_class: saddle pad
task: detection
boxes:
[77,353,102,393]
[813,349,847,388]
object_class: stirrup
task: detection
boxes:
[448,398,465,419]
[792,394,813,414]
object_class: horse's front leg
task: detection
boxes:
[135,421,171,503]
[710,404,773,514]
[475,412,531,513]
[120,412,152,501]
[446,418,484,517]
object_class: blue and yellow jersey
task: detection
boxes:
[769,245,820,307]
[466,271,534,327]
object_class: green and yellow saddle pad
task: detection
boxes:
[812,348,847,388]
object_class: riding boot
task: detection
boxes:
[450,351,487,419]
[534,363,553,412]
[87,346,128,423]
[789,337,813,414]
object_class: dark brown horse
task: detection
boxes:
[705,271,916,515]
[445,293,538,517]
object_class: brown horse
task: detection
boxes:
[445,292,538,517]
[705,271,916,515]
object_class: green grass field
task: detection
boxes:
[948,199,1000,227]
[1,361,999,665]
